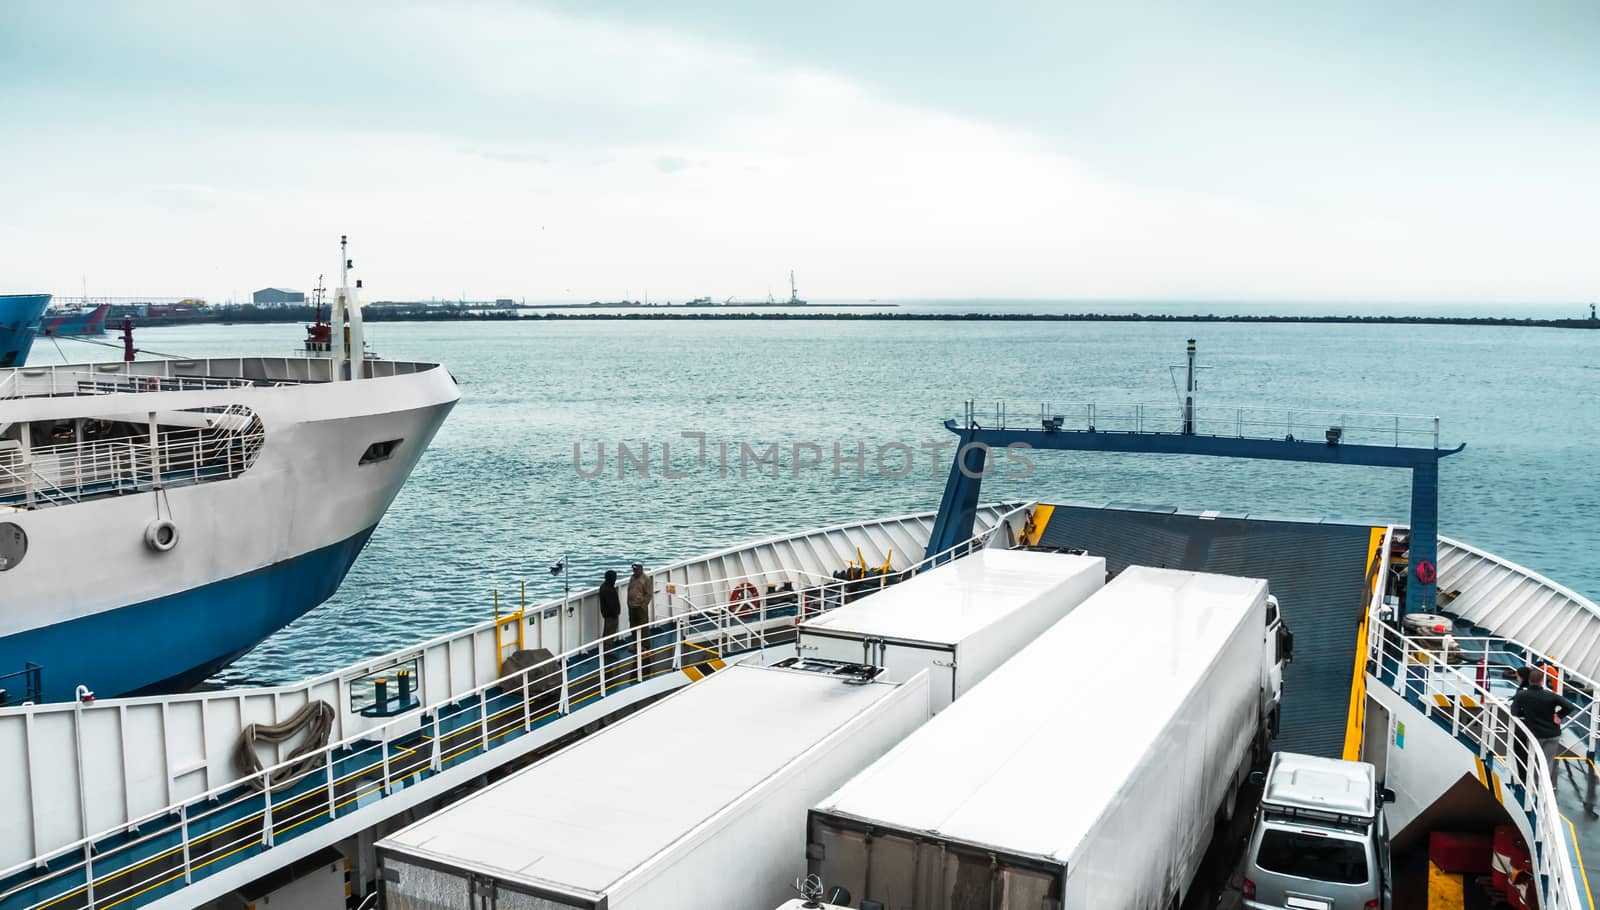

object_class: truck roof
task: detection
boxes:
[800,549,1104,645]
[813,566,1268,866]
[1261,752,1377,818]
[379,664,912,897]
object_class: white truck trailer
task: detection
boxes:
[797,549,1105,710]
[806,566,1284,910]
[377,662,931,910]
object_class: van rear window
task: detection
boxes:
[1256,830,1368,884]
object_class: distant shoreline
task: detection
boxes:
[128,308,1600,330]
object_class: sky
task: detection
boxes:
[2,0,1596,305]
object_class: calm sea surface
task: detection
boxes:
[29,316,1599,685]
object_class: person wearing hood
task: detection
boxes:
[599,569,621,637]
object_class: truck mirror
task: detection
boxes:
[1248,770,1265,786]
[1380,787,1396,804]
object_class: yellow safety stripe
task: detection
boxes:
[1343,527,1388,760]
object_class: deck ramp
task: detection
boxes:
[1036,503,1375,757]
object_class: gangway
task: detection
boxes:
[0,512,1021,910]
[1362,528,1600,909]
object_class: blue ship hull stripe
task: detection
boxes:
[0,524,378,703]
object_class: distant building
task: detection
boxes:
[252,287,306,306]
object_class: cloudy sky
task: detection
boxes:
[2,1,1596,304]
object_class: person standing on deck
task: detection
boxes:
[599,569,621,637]
[1511,666,1578,784]
[627,563,654,628]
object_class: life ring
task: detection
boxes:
[144,518,180,552]
[1415,559,1437,585]
[728,582,761,619]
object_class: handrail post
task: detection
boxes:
[380,726,393,795]
[673,617,684,670]
[325,751,339,821]
[559,657,571,715]
[429,714,442,773]
[262,770,275,847]
[635,628,645,682]
[82,840,95,908]
[598,637,609,696]
[479,692,491,754]
[180,801,193,884]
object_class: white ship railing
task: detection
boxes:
[0,507,1030,910]
[0,358,445,398]
[1364,530,1586,910]
[0,406,264,508]
[0,368,259,399]
[959,401,1444,449]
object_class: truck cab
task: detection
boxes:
[1243,752,1392,910]
[1263,594,1292,739]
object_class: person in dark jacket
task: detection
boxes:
[1511,666,1578,784]
[598,570,621,637]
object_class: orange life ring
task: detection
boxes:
[729,582,761,619]
[1415,559,1437,585]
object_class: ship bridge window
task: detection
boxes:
[0,523,25,571]
[359,438,404,465]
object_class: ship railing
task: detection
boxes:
[0,367,259,399]
[1365,532,1585,910]
[958,400,1444,449]
[0,517,1020,910]
[0,408,265,508]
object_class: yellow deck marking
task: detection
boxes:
[1343,527,1388,760]
[1019,504,1055,547]
[1565,814,1596,908]
[1426,860,1465,909]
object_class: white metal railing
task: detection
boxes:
[958,400,1444,449]
[0,514,1022,910]
[0,406,264,507]
[0,358,443,399]
[0,368,258,399]
[1365,531,1586,910]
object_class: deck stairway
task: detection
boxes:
[1365,529,1600,909]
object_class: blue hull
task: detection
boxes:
[0,294,50,367]
[41,303,109,337]
[0,524,377,703]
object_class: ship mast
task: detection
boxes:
[334,235,367,380]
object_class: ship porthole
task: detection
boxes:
[0,523,25,571]
[145,519,180,553]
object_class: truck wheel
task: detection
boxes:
[1219,770,1241,824]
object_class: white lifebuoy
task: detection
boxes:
[145,519,179,552]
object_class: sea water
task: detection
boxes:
[28,316,1598,684]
